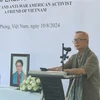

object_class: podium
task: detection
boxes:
[28,71,81,100]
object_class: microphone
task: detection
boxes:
[63,47,71,52]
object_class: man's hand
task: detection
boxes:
[48,66,62,71]
[64,68,86,75]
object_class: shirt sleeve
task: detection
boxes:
[82,53,99,79]
[64,55,75,69]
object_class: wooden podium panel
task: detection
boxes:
[28,71,81,100]
[29,71,66,100]
[40,77,65,100]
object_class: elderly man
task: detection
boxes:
[48,31,100,100]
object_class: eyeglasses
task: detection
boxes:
[72,38,87,43]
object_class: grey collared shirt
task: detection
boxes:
[64,50,100,100]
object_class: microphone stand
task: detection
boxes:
[60,43,69,71]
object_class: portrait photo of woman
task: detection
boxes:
[10,54,30,86]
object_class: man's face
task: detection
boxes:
[73,33,88,50]
[16,62,23,73]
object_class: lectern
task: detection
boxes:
[28,71,80,100]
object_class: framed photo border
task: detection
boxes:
[10,53,30,87]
